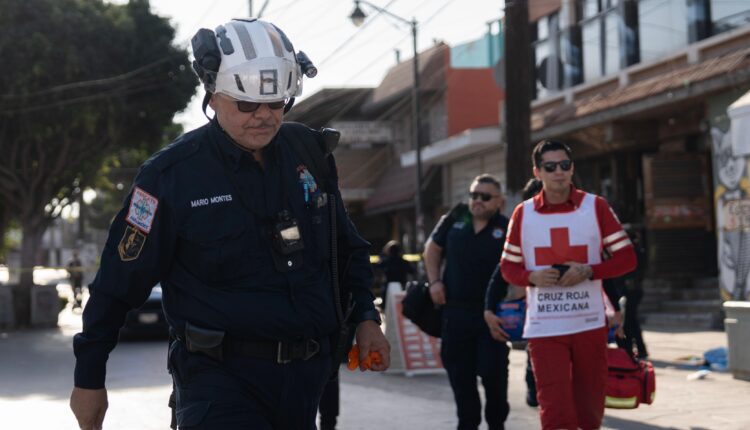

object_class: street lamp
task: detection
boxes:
[349,0,424,252]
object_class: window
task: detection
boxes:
[532,6,586,100]
[533,13,562,99]
[580,0,638,82]
[711,0,750,35]
[638,0,688,63]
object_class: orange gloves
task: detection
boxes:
[347,344,383,371]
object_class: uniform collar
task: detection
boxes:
[210,120,279,169]
[468,210,503,231]
[533,185,585,211]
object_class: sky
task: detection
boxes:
[112,0,505,130]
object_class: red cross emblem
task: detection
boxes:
[534,227,588,265]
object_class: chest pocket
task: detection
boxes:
[180,213,258,285]
[304,193,331,266]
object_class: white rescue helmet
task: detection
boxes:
[192,18,310,103]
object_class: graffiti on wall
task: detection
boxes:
[712,127,750,301]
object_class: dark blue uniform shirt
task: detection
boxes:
[431,208,509,305]
[73,121,376,389]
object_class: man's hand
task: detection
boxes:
[70,387,108,430]
[529,269,560,287]
[429,281,446,305]
[558,262,593,287]
[355,320,391,371]
[483,310,510,342]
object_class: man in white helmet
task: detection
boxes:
[70,18,389,430]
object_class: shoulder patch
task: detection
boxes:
[126,187,158,233]
[118,226,147,261]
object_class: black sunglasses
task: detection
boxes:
[235,99,287,113]
[469,191,498,202]
[541,160,573,173]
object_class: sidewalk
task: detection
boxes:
[335,327,750,430]
[599,328,750,430]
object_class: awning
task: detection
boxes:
[364,164,417,215]
[333,146,390,202]
[532,46,750,141]
[400,126,502,166]
[729,89,750,156]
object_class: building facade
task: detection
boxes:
[527,0,750,321]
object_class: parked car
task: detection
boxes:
[119,284,169,339]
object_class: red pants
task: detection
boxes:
[528,326,608,430]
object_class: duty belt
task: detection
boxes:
[178,323,323,364]
[225,337,321,364]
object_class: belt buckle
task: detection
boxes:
[303,339,320,361]
[277,342,292,364]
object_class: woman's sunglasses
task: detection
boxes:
[541,160,573,173]
[235,99,287,113]
[469,192,498,202]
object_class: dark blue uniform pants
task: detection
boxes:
[169,340,331,429]
[441,307,510,430]
[318,377,339,429]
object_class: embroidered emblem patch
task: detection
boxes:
[126,187,158,233]
[297,165,321,205]
[493,228,505,239]
[118,226,147,261]
[452,221,465,229]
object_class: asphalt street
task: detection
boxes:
[1,303,749,429]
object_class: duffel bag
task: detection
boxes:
[401,280,442,338]
[605,347,656,409]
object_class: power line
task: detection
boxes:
[0,54,184,100]
[262,0,306,21]
[0,74,183,115]
[341,0,459,85]
[318,0,400,67]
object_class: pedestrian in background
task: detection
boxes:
[376,240,415,313]
[500,140,636,430]
[424,174,510,430]
[484,177,543,408]
[617,226,649,359]
[67,251,84,309]
[70,18,389,430]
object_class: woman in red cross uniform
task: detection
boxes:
[500,140,636,430]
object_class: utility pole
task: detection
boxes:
[504,0,532,193]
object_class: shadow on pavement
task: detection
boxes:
[0,326,171,401]
[647,358,705,371]
[603,415,710,430]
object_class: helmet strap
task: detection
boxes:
[202,92,213,120]
[284,97,295,114]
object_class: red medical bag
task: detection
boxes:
[605,347,656,409]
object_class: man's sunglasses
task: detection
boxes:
[541,160,573,173]
[235,99,287,113]
[469,191,498,202]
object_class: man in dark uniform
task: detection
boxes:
[423,174,510,430]
[70,18,389,430]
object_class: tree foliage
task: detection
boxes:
[0,0,197,325]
